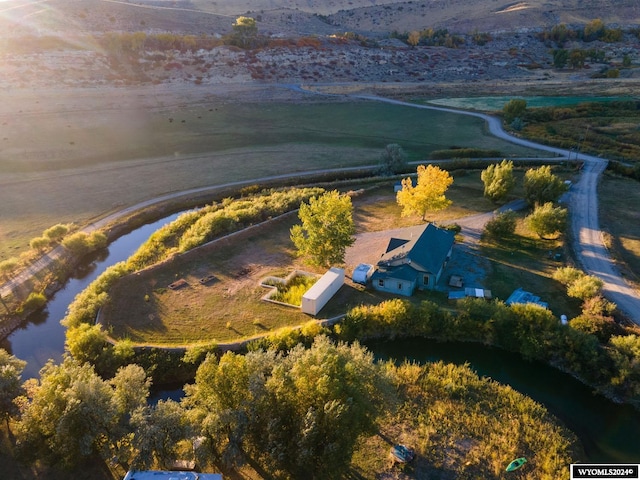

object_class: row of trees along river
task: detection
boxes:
[2,198,640,465]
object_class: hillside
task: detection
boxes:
[2,0,639,37]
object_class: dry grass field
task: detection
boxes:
[100,173,578,346]
[599,175,640,289]
[0,88,541,261]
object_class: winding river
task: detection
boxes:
[0,213,184,379]
[2,211,639,464]
[2,93,640,465]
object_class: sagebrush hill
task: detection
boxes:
[2,0,639,37]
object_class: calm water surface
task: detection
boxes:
[368,338,640,464]
[0,213,184,379]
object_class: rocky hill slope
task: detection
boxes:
[2,0,639,37]
[0,0,638,95]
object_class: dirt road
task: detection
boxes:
[352,93,640,324]
[2,85,639,327]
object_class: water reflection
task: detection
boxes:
[5,212,184,379]
[368,338,640,464]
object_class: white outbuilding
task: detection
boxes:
[352,263,374,285]
[301,267,345,315]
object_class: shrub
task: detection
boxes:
[65,323,109,364]
[20,292,47,313]
[430,148,501,160]
[503,99,527,123]
[271,275,317,306]
[567,275,603,300]
[553,266,583,286]
[62,231,107,257]
[523,166,567,207]
[43,224,70,242]
[552,266,604,302]
[182,342,219,364]
[569,314,623,343]
[483,211,517,239]
[525,202,568,238]
[378,143,407,175]
[0,258,19,279]
[581,295,617,317]
[29,236,50,252]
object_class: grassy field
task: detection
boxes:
[519,101,640,164]
[354,171,498,232]
[0,96,542,261]
[349,362,580,479]
[598,174,640,287]
[102,172,579,345]
[101,214,313,345]
[482,216,581,318]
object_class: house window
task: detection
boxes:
[378,279,384,287]
[398,283,402,290]
[423,275,430,286]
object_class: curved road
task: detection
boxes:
[2,87,639,326]
[352,93,640,324]
[0,165,377,302]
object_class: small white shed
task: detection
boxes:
[301,267,345,315]
[352,263,374,285]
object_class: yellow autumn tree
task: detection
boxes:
[396,164,453,221]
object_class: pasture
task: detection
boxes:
[101,173,578,346]
[0,88,541,260]
[599,174,640,288]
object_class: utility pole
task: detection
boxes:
[576,125,590,159]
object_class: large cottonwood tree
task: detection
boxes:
[185,337,391,478]
[17,357,117,467]
[0,349,26,431]
[396,164,453,221]
[481,159,515,203]
[290,190,355,267]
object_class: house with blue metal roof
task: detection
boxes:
[371,223,455,297]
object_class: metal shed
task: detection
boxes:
[301,267,344,315]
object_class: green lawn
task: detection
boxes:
[481,219,582,318]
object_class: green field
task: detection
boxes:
[0,99,542,261]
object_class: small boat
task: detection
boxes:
[506,457,527,472]
[390,444,415,463]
